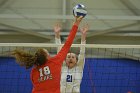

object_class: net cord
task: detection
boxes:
[0,43,140,48]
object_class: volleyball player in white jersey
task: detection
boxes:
[54,23,88,93]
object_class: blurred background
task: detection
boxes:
[0,0,140,44]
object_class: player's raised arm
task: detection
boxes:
[53,23,62,53]
[77,24,89,66]
[55,16,83,63]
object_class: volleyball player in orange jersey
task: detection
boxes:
[12,16,83,93]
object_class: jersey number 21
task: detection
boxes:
[66,75,72,82]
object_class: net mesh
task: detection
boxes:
[0,43,140,93]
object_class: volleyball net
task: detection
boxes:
[0,43,140,93]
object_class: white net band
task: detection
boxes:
[0,43,140,61]
[0,43,140,48]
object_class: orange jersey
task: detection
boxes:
[30,25,78,93]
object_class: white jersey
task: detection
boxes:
[55,38,85,93]
[61,63,84,93]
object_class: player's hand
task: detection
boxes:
[80,24,89,36]
[75,16,83,22]
[74,16,83,26]
[54,23,62,33]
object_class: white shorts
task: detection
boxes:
[61,85,80,93]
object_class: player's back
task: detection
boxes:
[31,57,62,93]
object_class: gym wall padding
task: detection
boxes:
[81,58,140,93]
[0,57,140,93]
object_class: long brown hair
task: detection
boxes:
[12,49,35,69]
[12,48,47,69]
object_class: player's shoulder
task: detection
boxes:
[62,66,68,70]
[31,66,37,73]
[48,56,60,63]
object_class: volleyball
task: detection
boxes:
[73,4,87,17]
